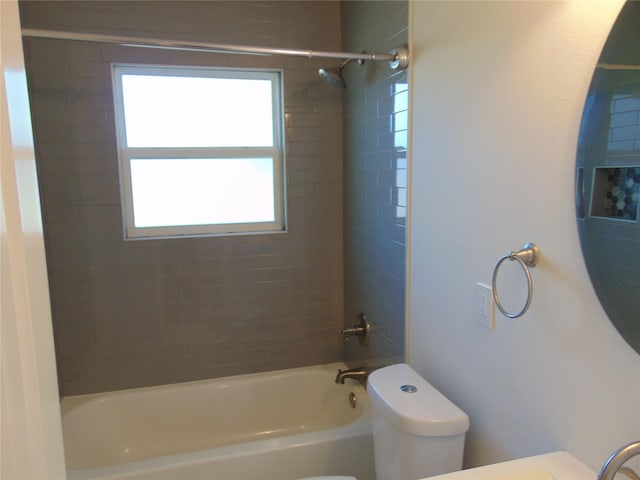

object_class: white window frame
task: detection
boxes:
[112,64,286,239]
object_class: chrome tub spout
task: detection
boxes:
[335,366,369,385]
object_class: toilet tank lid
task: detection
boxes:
[367,363,469,437]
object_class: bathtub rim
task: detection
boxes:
[61,362,359,413]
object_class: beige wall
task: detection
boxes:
[409,0,640,472]
[20,0,345,395]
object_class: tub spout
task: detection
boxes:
[335,366,369,385]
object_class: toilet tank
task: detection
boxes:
[367,363,469,480]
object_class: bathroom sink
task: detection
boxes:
[425,451,595,480]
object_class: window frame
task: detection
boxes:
[111,63,286,239]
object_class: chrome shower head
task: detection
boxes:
[318,67,346,88]
[318,58,355,89]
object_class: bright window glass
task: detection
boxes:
[130,158,275,227]
[121,75,274,148]
[112,65,285,239]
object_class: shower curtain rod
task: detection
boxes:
[597,62,640,71]
[21,29,408,67]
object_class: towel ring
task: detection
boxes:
[492,243,540,318]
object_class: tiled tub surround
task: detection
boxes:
[20,0,345,395]
[341,1,409,367]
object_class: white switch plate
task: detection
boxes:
[474,282,494,330]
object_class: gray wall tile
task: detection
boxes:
[21,0,344,395]
[342,0,407,368]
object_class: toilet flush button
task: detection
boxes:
[400,384,417,393]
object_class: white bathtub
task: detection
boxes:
[61,363,374,480]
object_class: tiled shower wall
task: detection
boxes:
[20,1,344,396]
[341,1,408,367]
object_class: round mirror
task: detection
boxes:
[576,1,640,355]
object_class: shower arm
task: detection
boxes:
[21,29,409,70]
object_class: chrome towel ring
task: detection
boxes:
[492,243,540,318]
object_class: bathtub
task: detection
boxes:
[61,363,374,480]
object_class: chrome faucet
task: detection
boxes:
[335,366,369,385]
[598,441,640,480]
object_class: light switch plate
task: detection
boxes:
[474,282,494,330]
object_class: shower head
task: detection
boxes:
[318,58,355,89]
[318,67,346,88]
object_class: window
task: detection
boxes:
[112,64,285,239]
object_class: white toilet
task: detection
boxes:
[300,363,469,480]
[367,363,469,480]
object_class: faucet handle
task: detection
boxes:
[618,467,640,480]
[340,313,371,347]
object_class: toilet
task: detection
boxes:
[300,363,469,480]
[367,363,469,480]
